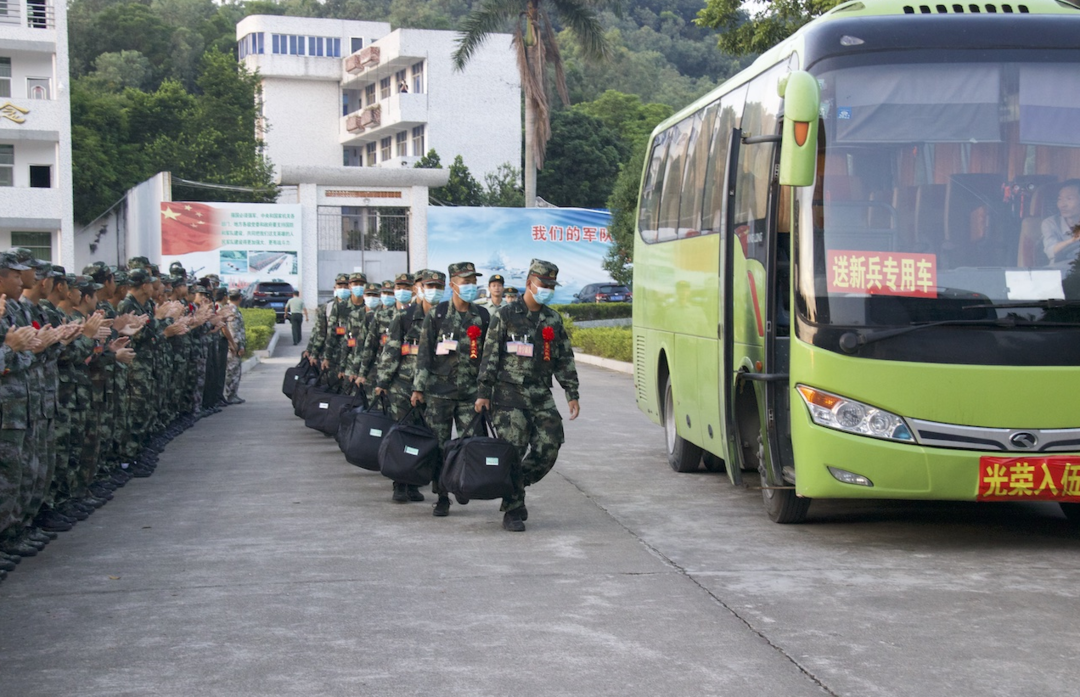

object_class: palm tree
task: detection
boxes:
[452,0,611,207]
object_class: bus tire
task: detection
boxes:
[761,461,811,524]
[1060,502,1080,523]
[663,374,701,473]
[702,452,725,473]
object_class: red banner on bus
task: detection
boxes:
[826,250,937,298]
[978,456,1080,501]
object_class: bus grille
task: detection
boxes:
[903,3,1030,12]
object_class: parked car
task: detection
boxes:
[572,283,632,303]
[241,280,295,322]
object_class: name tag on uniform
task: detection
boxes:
[335,326,346,336]
[436,339,459,355]
[347,338,357,348]
[401,343,419,356]
[516,342,534,358]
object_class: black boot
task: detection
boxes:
[391,482,408,503]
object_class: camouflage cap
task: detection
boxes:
[489,274,505,285]
[83,263,112,284]
[349,272,368,284]
[227,288,242,299]
[171,273,188,285]
[113,269,130,286]
[411,270,429,282]
[148,264,161,277]
[394,272,413,285]
[335,273,350,284]
[418,269,446,284]
[528,258,560,286]
[205,273,220,282]
[128,268,157,286]
[363,283,380,294]
[192,284,211,295]
[448,261,482,279]
[380,280,395,292]
[0,252,30,271]
[47,264,67,279]
[160,275,175,286]
[213,287,227,301]
[64,273,77,287]
[9,247,48,269]
[127,256,150,269]
[73,275,103,294]
[169,261,186,276]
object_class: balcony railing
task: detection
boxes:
[0,0,55,28]
[344,46,380,74]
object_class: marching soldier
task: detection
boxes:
[475,260,580,532]
[352,275,409,402]
[413,262,490,517]
[224,289,246,404]
[477,274,508,309]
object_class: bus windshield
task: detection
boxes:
[796,58,1080,352]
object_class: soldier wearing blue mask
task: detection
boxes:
[475,259,580,532]
[413,262,490,516]
[352,275,409,402]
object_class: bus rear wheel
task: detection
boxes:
[663,374,701,473]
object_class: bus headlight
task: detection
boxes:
[796,385,914,443]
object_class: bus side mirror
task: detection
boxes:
[778,70,820,188]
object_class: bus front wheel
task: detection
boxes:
[757,434,811,524]
[663,374,701,473]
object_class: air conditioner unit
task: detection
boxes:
[359,46,380,68]
[346,114,364,133]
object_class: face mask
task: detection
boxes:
[381,294,395,307]
[395,289,413,304]
[350,286,364,298]
[423,287,444,304]
[364,296,381,309]
[532,286,554,305]
[456,282,478,302]
[334,288,350,300]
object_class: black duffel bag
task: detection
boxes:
[283,357,318,398]
[378,407,440,486]
[439,408,518,502]
[304,385,366,436]
[292,379,318,418]
[340,394,396,471]
[334,389,370,446]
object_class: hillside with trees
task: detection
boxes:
[69,0,752,236]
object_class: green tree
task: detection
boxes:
[695,0,841,56]
[452,0,613,207]
[87,50,152,91]
[602,143,644,286]
[482,163,525,207]
[416,150,484,206]
[572,90,672,155]
[537,110,622,209]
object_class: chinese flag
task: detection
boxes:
[161,202,222,255]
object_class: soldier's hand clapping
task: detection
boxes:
[5,325,37,352]
[31,325,59,353]
[108,336,130,353]
[0,293,6,318]
[114,346,136,364]
[81,313,105,339]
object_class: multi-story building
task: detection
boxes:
[0,0,73,264]
[236,15,520,182]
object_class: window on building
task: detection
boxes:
[29,165,50,188]
[11,232,51,262]
[380,77,390,101]
[308,37,317,56]
[26,78,48,100]
[330,38,341,58]
[411,62,424,94]
[288,35,297,55]
[395,131,408,157]
[380,136,392,161]
[297,35,305,55]
[272,34,280,54]
[343,147,361,167]
[366,142,377,167]
[0,144,12,186]
[412,125,425,156]
[351,37,363,54]
[257,33,264,54]
[364,84,376,105]
[27,0,47,29]
[395,69,408,94]
[0,58,10,99]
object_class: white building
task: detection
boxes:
[236,15,521,181]
[0,0,73,265]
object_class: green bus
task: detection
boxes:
[632,0,1080,523]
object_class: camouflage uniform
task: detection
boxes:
[116,269,160,461]
[352,278,404,402]
[223,296,246,403]
[376,296,431,422]
[415,263,490,505]
[476,260,580,518]
[0,253,33,543]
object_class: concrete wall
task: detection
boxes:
[261,77,344,171]
[74,172,170,269]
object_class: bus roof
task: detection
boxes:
[651,0,1080,136]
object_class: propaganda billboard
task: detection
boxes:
[160,201,302,292]
[427,207,614,305]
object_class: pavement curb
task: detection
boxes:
[573,351,633,375]
[255,328,279,359]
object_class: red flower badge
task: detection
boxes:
[467,324,482,359]
[542,326,555,361]
[31,321,40,330]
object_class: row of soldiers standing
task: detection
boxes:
[303,259,580,532]
[0,251,247,581]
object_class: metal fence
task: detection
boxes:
[316,206,409,252]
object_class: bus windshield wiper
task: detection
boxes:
[962,299,1080,310]
[838,316,1080,353]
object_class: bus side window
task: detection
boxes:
[701,86,747,236]
[657,117,693,243]
[734,64,784,263]
[638,131,670,244]
[678,105,715,239]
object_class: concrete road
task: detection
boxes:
[1,332,1078,696]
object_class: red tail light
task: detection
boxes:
[254,291,267,297]
[596,294,606,301]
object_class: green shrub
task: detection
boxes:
[572,326,632,363]
[246,325,272,352]
[240,308,277,331]
[551,302,632,322]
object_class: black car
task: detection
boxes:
[572,283,632,303]
[242,280,295,322]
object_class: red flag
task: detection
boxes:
[161,202,222,255]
